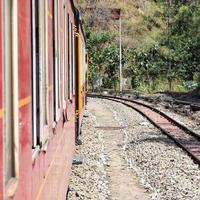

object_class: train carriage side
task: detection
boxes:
[0,0,79,199]
[1,0,32,199]
[31,0,77,199]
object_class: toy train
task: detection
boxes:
[0,0,88,199]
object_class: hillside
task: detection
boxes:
[75,0,163,49]
[75,0,200,92]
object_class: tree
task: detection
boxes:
[86,27,120,90]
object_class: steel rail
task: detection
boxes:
[89,94,200,165]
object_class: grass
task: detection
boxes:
[137,78,191,94]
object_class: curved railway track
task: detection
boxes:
[89,94,200,165]
[173,99,200,111]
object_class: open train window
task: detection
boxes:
[53,0,57,121]
[53,0,61,121]
[31,0,40,148]
[3,0,19,194]
[31,0,49,148]
[63,6,67,103]
[68,16,73,100]
[67,14,71,100]
[71,23,75,96]
[57,0,61,110]
[62,3,67,108]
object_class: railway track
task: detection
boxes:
[136,95,200,111]
[89,94,200,165]
[173,99,200,111]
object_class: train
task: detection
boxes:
[0,0,88,199]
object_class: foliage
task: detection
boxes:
[127,0,200,91]
[78,0,200,92]
[86,27,120,90]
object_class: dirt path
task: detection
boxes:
[88,101,150,200]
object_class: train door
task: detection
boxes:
[2,0,19,198]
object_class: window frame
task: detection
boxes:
[2,0,19,197]
[73,26,76,95]
[71,22,75,96]
[38,0,49,146]
[63,5,67,103]
[68,16,74,101]
[53,0,61,122]
[31,0,40,148]
[31,0,49,149]
[62,3,66,109]
[57,0,61,110]
[67,14,71,100]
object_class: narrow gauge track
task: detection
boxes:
[89,94,200,165]
[137,96,200,111]
[173,99,200,111]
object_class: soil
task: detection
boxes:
[89,101,150,200]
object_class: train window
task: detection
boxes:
[71,23,75,95]
[61,3,67,108]
[53,0,61,121]
[63,6,67,103]
[68,17,73,100]
[31,0,40,148]
[44,1,49,126]
[57,0,61,110]
[3,0,19,191]
[67,15,71,100]
[32,0,49,147]
[39,0,49,144]
[53,0,58,121]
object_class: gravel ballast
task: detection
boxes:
[68,98,200,200]
[68,110,110,200]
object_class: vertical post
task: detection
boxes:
[119,16,122,94]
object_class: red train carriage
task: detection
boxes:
[0,0,88,199]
